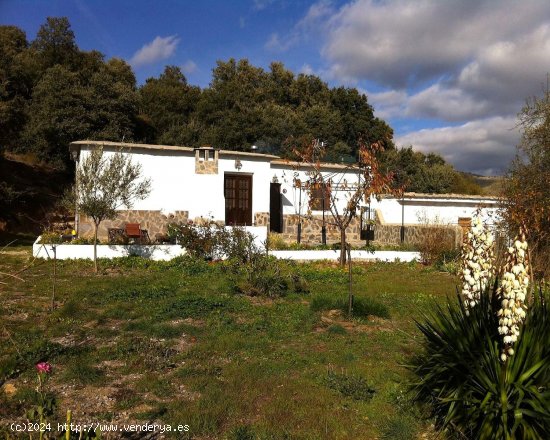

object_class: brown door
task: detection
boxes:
[224,174,252,226]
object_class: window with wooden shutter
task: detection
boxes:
[310,183,331,211]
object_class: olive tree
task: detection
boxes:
[71,147,151,272]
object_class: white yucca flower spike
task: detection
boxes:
[460,214,495,311]
[497,227,529,362]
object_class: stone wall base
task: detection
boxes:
[275,214,462,248]
[374,223,462,248]
[279,214,362,245]
[79,209,462,249]
[79,210,189,241]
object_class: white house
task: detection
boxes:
[69,140,501,247]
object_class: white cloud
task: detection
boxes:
[406,84,491,122]
[130,35,180,67]
[323,0,550,88]
[264,32,292,51]
[181,60,197,75]
[270,0,550,174]
[366,89,408,119]
[396,117,520,175]
[300,64,314,75]
[253,0,276,11]
[296,0,333,31]
[316,0,550,122]
[264,1,333,52]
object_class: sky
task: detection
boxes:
[2,0,550,176]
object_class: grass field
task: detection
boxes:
[0,249,457,439]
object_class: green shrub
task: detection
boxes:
[310,293,389,319]
[38,232,63,244]
[417,226,456,265]
[70,237,99,244]
[411,286,550,439]
[325,370,376,401]
[168,219,225,260]
[266,232,289,250]
[433,247,460,273]
[381,415,418,440]
[168,221,264,264]
[229,255,308,298]
[223,226,262,263]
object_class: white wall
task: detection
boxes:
[78,147,272,222]
[34,241,186,261]
[270,164,362,217]
[371,197,501,226]
[77,146,501,229]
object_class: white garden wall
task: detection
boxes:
[33,227,268,261]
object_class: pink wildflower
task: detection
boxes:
[35,362,52,374]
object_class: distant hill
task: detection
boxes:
[465,173,504,196]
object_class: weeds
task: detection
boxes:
[310,293,390,319]
[1,250,457,439]
[325,370,376,401]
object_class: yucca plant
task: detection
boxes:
[410,284,550,439]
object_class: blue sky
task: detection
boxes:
[3,0,550,175]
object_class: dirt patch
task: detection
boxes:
[101,360,127,370]
[55,383,118,419]
[173,335,197,353]
[247,296,275,306]
[315,309,394,333]
[181,317,205,327]
[1,249,30,255]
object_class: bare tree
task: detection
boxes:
[292,138,401,266]
[503,83,550,279]
[69,147,151,272]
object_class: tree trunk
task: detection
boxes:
[339,229,347,266]
[347,243,353,316]
[93,222,99,273]
[51,245,56,311]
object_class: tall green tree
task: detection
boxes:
[31,17,78,69]
[88,58,140,141]
[196,58,269,148]
[380,147,480,194]
[330,87,394,153]
[23,65,90,166]
[139,65,200,145]
[23,57,140,167]
[0,26,32,151]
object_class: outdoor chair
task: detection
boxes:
[125,223,150,244]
